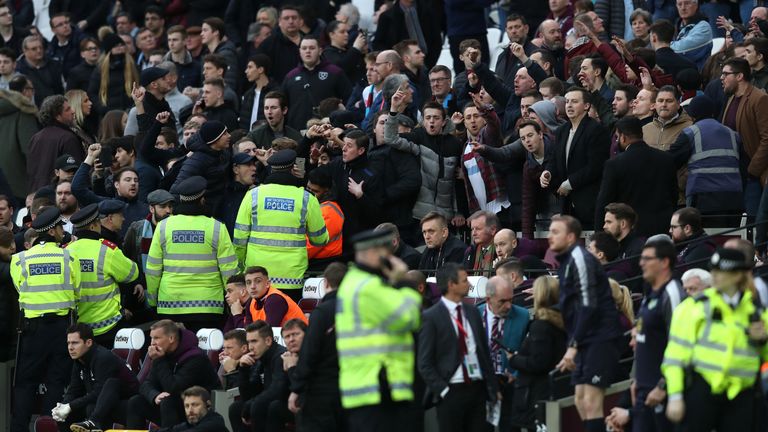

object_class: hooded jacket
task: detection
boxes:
[172,134,231,216]
[0,89,38,198]
[139,328,220,404]
[212,40,240,91]
[530,100,564,134]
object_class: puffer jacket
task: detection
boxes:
[172,132,231,216]
[0,89,38,198]
[88,55,135,115]
[383,116,464,219]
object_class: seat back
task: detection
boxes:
[303,278,327,299]
[137,351,154,383]
[112,327,145,373]
[34,416,57,432]
[197,328,224,370]
[297,298,319,317]
[272,327,285,347]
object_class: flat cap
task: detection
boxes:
[98,199,127,217]
[199,120,228,145]
[171,176,207,202]
[351,229,395,252]
[267,149,296,171]
[710,248,753,271]
[31,207,64,233]
[140,66,169,87]
[70,204,100,229]
[232,152,255,165]
[147,189,175,205]
[55,154,79,171]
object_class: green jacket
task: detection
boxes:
[0,89,38,198]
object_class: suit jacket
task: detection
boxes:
[722,84,768,185]
[477,303,530,374]
[547,116,610,227]
[418,299,498,406]
[594,141,678,237]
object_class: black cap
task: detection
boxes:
[31,207,64,233]
[171,176,207,202]
[140,66,169,87]
[267,149,296,171]
[351,229,395,252]
[70,203,100,229]
[98,199,127,217]
[685,95,716,120]
[199,121,228,145]
[147,189,175,206]
[232,152,255,165]
[55,154,79,171]
[101,33,125,53]
[710,247,754,271]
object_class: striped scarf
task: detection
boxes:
[462,142,506,214]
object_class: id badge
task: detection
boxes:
[465,352,483,380]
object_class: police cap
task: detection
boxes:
[31,207,64,233]
[351,229,395,252]
[709,247,754,271]
[267,149,296,171]
[70,203,100,229]
[147,189,175,206]
[171,176,207,202]
[98,199,127,217]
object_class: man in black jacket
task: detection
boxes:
[419,212,468,275]
[240,54,279,130]
[126,320,220,428]
[16,35,64,106]
[649,20,697,81]
[418,262,499,432]
[288,262,347,432]
[670,207,717,274]
[53,324,139,432]
[194,78,239,132]
[256,6,302,83]
[158,386,228,432]
[541,87,609,229]
[66,37,100,91]
[594,116,678,237]
[229,320,289,432]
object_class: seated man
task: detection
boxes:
[245,266,308,327]
[274,319,307,429]
[229,320,290,432]
[126,320,221,428]
[158,386,227,432]
[418,211,468,275]
[223,274,253,333]
[53,324,139,432]
[219,329,250,390]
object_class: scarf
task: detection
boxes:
[473,243,496,276]
[462,142,507,214]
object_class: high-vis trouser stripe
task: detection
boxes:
[158,300,225,308]
[86,314,122,329]
[21,301,75,310]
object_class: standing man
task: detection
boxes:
[16,35,64,105]
[419,262,499,432]
[240,54,279,130]
[125,67,175,136]
[67,204,138,347]
[336,229,422,430]
[595,116,678,237]
[163,25,201,92]
[53,323,139,432]
[219,152,257,237]
[246,91,303,148]
[193,78,239,131]
[540,88,610,229]
[10,207,81,432]
[200,17,238,90]
[146,176,239,332]
[550,215,622,432]
[495,14,537,84]
[256,6,302,83]
[633,237,685,432]
[47,12,84,77]
[234,149,328,298]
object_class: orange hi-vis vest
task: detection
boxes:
[249,286,308,325]
[307,201,344,259]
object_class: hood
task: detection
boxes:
[530,100,562,132]
[171,328,204,364]
[163,50,193,65]
[0,89,37,115]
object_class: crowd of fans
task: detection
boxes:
[2,0,768,431]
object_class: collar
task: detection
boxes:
[73,229,101,240]
[441,296,460,311]
[485,303,502,320]
[721,291,742,308]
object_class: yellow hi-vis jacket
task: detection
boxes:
[335,265,422,408]
[67,236,138,335]
[11,242,81,318]
[662,287,768,400]
[233,183,328,290]
[146,214,239,315]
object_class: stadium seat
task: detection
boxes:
[711,37,724,55]
[299,278,326,316]
[137,352,153,383]
[112,328,145,373]
[34,416,57,432]
[298,298,319,317]
[272,327,285,347]
[197,328,224,370]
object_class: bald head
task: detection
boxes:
[486,276,514,316]
[752,7,768,21]
[375,50,403,79]
[538,19,563,50]
[494,228,518,260]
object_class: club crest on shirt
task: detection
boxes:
[319,71,328,80]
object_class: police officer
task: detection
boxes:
[147,176,239,332]
[335,229,422,431]
[633,236,686,432]
[10,207,82,432]
[663,248,768,431]
[234,149,328,300]
[98,199,127,247]
[67,204,139,348]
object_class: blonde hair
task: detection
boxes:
[712,269,756,296]
[98,52,139,106]
[532,276,564,329]
[609,278,635,323]
[65,89,88,128]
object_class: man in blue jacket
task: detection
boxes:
[550,215,622,432]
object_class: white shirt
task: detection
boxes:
[249,89,262,130]
[440,296,481,384]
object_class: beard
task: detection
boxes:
[154,212,171,223]
[58,201,77,215]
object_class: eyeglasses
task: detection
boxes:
[720,71,737,77]
[83,46,99,52]
[669,224,682,229]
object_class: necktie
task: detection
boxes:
[491,315,502,373]
[455,305,470,383]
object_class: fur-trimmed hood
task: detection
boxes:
[0,89,37,115]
